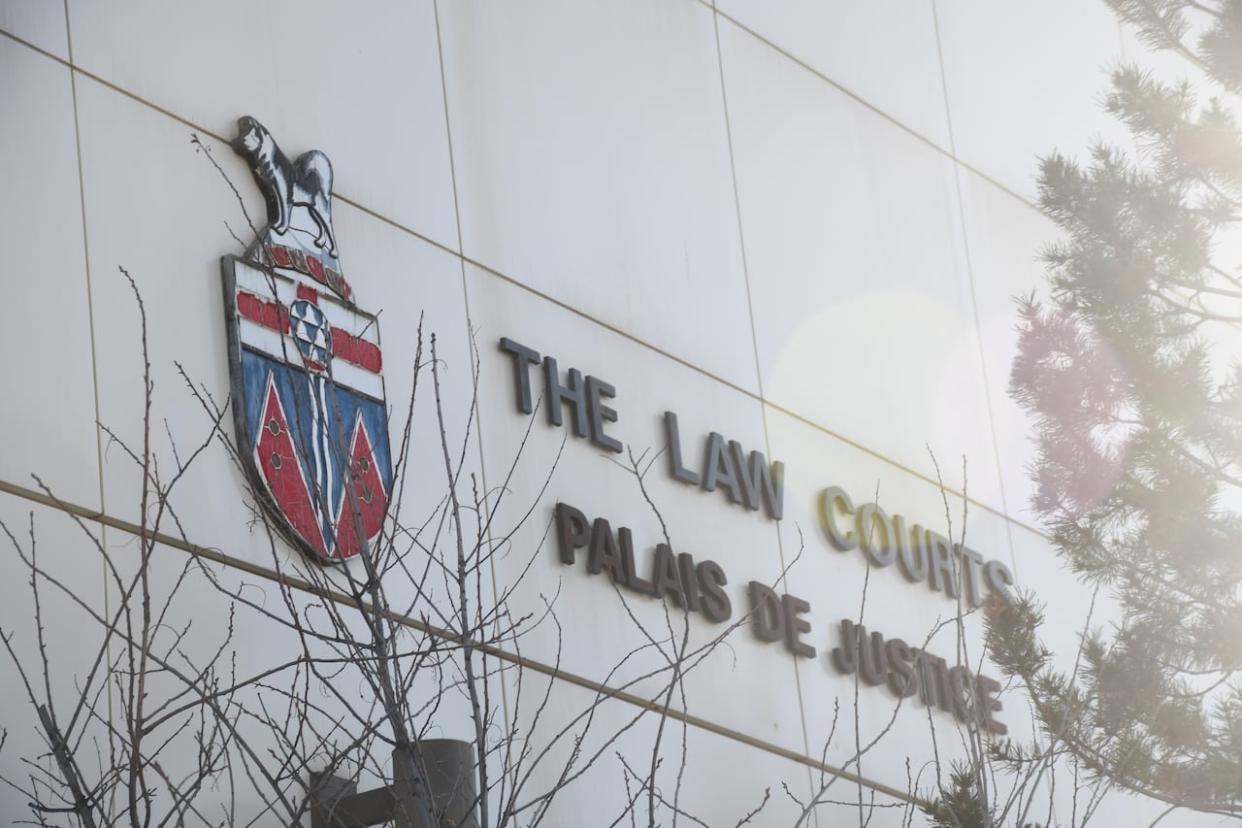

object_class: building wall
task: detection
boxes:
[0,1,1213,824]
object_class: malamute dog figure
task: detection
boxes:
[231,115,337,257]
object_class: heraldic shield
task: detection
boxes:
[221,116,391,563]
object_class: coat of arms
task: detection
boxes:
[221,116,391,563]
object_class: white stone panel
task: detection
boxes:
[439,0,759,393]
[466,264,807,754]
[0,496,112,820]
[65,0,458,249]
[766,404,1018,799]
[956,164,1058,525]
[0,0,68,58]
[718,19,1002,505]
[0,40,99,508]
[717,0,951,150]
[494,671,829,826]
[936,0,1131,201]
[74,77,475,615]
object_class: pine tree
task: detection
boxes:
[993,0,1242,817]
[922,767,992,828]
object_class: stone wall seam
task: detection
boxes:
[60,0,118,745]
[429,0,515,739]
[709,0,820,805]
[929,0,1022,574]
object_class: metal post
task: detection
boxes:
[391,745,427,828]
[419,740,479,828]
[308,771,357,828]
[307,740,477,828]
